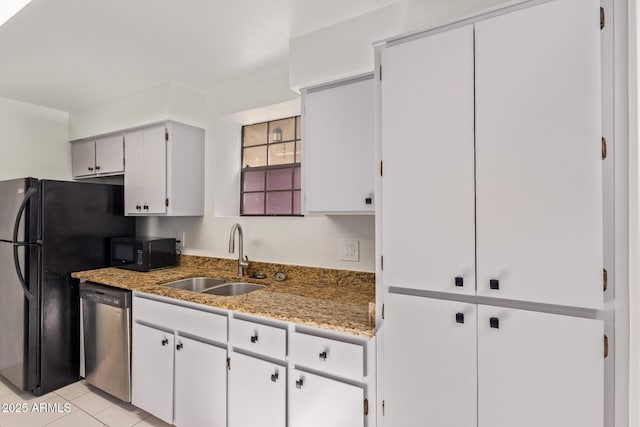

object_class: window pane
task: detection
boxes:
[268,142,295,165]
[244,123,268,147]
[266,192,292,215]
[269,118,295,143]
[243,193,264,215]
[243,146,267,168]
[293,190,301,215]
[295,140,302,163]
[293,166,301,189]
[243,170,265,192]
[296,116,301,140]
[267,168,293,191]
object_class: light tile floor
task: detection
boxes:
[0,377,171,427]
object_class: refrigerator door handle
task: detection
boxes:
[12,187,37,301]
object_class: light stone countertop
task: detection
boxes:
[72,263,375,338]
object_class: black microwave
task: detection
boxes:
[110,237,176,272]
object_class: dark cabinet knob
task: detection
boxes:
[88,167,94,171]
[250,334,258,343]
[136,205,141,210]
[489,279,500,290]
[271,372,279,382]
[95,166,101,171]
[455,277,464,287]
[161,338,169,346]
[490,317,500,329]
[319,351,328,361]
[295,378,304,389]
[143,205,149,210]
[176,343,184,350]
[365,197,372,205]
[456,313,464,324]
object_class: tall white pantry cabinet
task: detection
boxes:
[376,0,607,426]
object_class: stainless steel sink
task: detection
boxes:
[201,282,265,296]
[162,277,227,292]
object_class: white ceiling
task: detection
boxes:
[0,0,399,112]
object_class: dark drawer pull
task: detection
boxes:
[489,279,500,290]
[490,317,500,329]
[295,378,304,389]
[176,343,183,351]
[250,334,258,344]
[455,277,463,287]
[271,372,279,382]
[456,313,464,324]
[161,338,169,346]
[319,351,328,361]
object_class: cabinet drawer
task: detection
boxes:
[133,296,227,343]
[229,317,287,360]
[290,332,364,380]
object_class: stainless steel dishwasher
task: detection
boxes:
[80,282,132,402]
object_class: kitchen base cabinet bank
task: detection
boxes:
[131,293,375,427]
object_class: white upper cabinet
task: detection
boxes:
[381,25,476,295]
[474,0,603,308]
[71,135,124,178]
[302,75,375,214]
[124,122,204,216]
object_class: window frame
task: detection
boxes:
[240,115,302,216]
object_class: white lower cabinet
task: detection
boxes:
[132,296,228,427]
[383,293,477,426]
[131,323,174,424]
[228,351,286,427]
[290,369,364,427]
[383,293,604,427]
[174,336,227,427]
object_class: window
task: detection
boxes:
[241,116,302,216]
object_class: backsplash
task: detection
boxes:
[178,255,375,287]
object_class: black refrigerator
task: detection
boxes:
[0,178,135,395]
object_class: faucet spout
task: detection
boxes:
[228,223,249,277]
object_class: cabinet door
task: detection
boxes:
[303,76,374,214]
[475,0,603,308]
[95,135,124,174]
[290,369,363,427]
[71,140,96,177]
[477,306,603,427]
[174,336,227,427]
[131,324,174,424]
[382,293,477,427]
[228,351,285,427]
[142,126,167,214]
[381,25,475,294]
[124,131,145,215]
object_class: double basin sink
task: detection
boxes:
[162,277,265,296]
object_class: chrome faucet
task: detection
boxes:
[228,223,249,277]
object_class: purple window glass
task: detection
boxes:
[266,192,292,215]
[243,170,265,192]
[267,168,293,191]
[243,193,264,215]
[293,191,301,215]
[293,166,301,189]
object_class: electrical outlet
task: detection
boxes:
[176,231,186,247]
[339,239,359,262]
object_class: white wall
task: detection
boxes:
[68,81,206,140]
[140,71,376,272]
[0,96,70,181]
[289,0,508,90]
